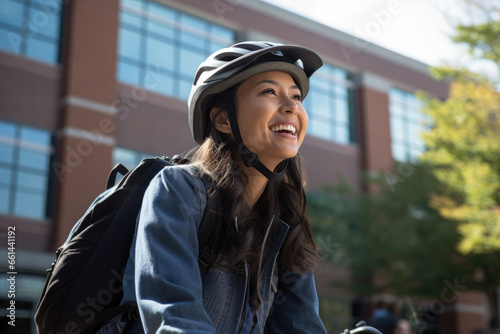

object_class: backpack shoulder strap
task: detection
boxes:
[109,158,219,275]
[106,163,130,190]
[197,175,221,275]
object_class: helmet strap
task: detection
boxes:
[225,102,288,182]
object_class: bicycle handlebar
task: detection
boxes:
[341,321,383,334]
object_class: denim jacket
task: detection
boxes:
[112,165,327,334]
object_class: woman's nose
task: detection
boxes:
[279,97,299,114]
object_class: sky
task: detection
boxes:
[262,0,498,81]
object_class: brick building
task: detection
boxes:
[0,0,489,333]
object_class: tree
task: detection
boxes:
[420,69,500,254]
[310,1,500,329]
[418,0,500,326]
[452,0,500,72]
[418,68,500,328]
[308,164,470,328]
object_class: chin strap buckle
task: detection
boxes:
[237,143,258,167]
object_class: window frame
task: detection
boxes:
[117,0,235,101]
[0,120,53,220]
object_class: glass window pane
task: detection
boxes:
[392,143,407,162]
[139,152,153,161]
[145,37,174,70]
[414,138,426,152]
[147,20,175,39]
[0,188,9,214]
[333,67,348,81]
[323,64,336,78]
[210,25,233,45]
[117,0,235,100]
[28,8,60,39]
[410,148,422,162]
[390,102,404,118]
[122,0,143,11]
[335,99,349,123]
[0,167,13,186]
[180,14,206,36]
[310,91,330,118]
[180,31,206,50]
[147,2,175,22]
[117,61,141,86]
[0,28,22,54]
[178,79,192,101]
[21,126,50,146]
[32,0,61,12]
[179,47,205,78]
[18,149,50,171]
[14,191,45,219]
[310,76,329,91]
[0,121,51,220]
[408,122,421,143]
[306,63,355,145]
[302,98,312,114]
[390,118,405,141]
[143,67,170,91]
[390,88,426,161]
[148,74,174,97]
[409,94,422,109]
[0,144,15,164]
[0,121,16,139]
[17,171,47,191]
[390,88,405,103]
[335,125,349,145]
[0,0,61,63]
[310,119,332,141]
[113,147,152,170]
[334,85,348,98]
[0,0,24,28]
[146,3,175,38]
[408,109,423,124]
[26,38,58,63]
[209,41,226,54]
[113,147,136,168]
[120,11,142,28]
[119,28,141,60]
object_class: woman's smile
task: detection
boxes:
[234,70,309,170]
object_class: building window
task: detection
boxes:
[117,0,235,101]
[303,63,356,145]
[0,0,62,64]
[113,147,153,171]
[389,88,427,162]
[0,120,52,220]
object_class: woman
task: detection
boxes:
[113,41,327,333]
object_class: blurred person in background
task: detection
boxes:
[368,299,398,334]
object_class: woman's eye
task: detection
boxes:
[293,94,302,101]
[262,88,276,95]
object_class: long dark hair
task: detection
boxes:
[190,88,321,309]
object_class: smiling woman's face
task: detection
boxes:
[233,70,309,170]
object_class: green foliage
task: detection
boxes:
[451,0,500,73]
[419,73,500,254]
[421,65,500,328]
[309,2,500,326]
[308,163,469,298]
[453,21,500,65]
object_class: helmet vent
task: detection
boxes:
[233,42,263,51]
[217,55,239,62]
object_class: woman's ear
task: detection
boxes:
[210,107,232,135]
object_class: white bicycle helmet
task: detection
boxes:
[187,41,323,180]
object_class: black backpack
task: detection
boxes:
[34,156,220,334]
